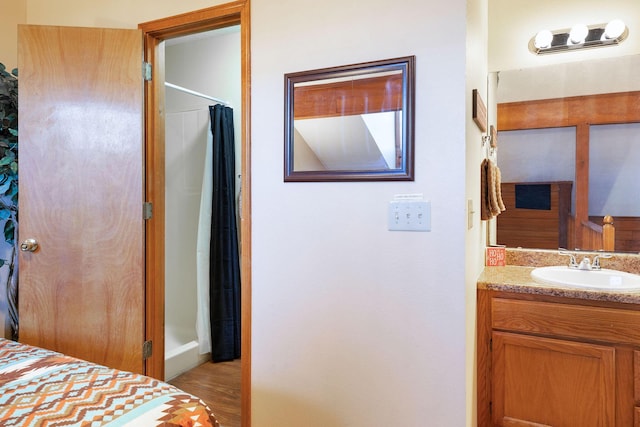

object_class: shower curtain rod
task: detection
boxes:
[164,82,230,106]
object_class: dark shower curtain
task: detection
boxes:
[209,104,241,362]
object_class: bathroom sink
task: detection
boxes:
[531,266,640,290]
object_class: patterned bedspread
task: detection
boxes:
[0,338,220,426]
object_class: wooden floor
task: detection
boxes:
[169,359,241,427]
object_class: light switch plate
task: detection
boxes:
[388,200,431,231]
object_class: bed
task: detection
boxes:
[0,338,220,426]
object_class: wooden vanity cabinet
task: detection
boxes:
[478,290,640,427]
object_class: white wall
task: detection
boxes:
[465,0,489,425]
[0,0,26,70]
[590,124,640,216]
[489,0,640,71]
[165,28,242,141]
[496,55,640,102]
[252,0,469,425]
[498,128,577,214]
[25,0,221,28]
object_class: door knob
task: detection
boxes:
[20,238,39,252]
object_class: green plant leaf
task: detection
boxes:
[0,180,11,195]
[4,220,15,245]
[0,62,18,249]
[8,180,17,198]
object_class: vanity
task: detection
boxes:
[477,258,640,427]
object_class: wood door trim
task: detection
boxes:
[139,2,251,426]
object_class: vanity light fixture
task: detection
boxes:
[529,19,629,55]
[569,24,589,44]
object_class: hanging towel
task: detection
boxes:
[481,159,506,220]
[487,159,501,216]
[481,159,492,220]
[495,165,506,212]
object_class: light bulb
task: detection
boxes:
[534,30,553,49]
[569,24,588,44]
[604,19,625,40]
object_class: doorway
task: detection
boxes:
[163,25,241,381]
[139,2,251,426]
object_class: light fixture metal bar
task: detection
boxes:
[529,23,629,55]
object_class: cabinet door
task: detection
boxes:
[493,332,615,427]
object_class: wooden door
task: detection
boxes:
[17,25,145,374]
[492,331,615,426]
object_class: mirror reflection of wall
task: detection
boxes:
[294,111,401,171]
[498,127,576,214]
[590,123,640,217]
[292,70,403,172]
[494,55,640,253]
[495,55,640,103]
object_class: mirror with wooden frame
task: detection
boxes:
[284,56,415,182]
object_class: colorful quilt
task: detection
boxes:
[0,338,220,426]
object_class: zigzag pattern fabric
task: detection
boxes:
[0,338,219,426]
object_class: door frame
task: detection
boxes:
[138,1,251,425]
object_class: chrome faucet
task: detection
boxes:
[558,248,613,271]
[577,257,592,270]
[559,249,578,268]
[592,253,613,270]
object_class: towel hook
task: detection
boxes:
[482,125,498,158]
[482,135,496,158]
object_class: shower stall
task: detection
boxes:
[164,106,212,380]
[163,26,241,380]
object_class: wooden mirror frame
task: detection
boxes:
[284,56,415,182]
